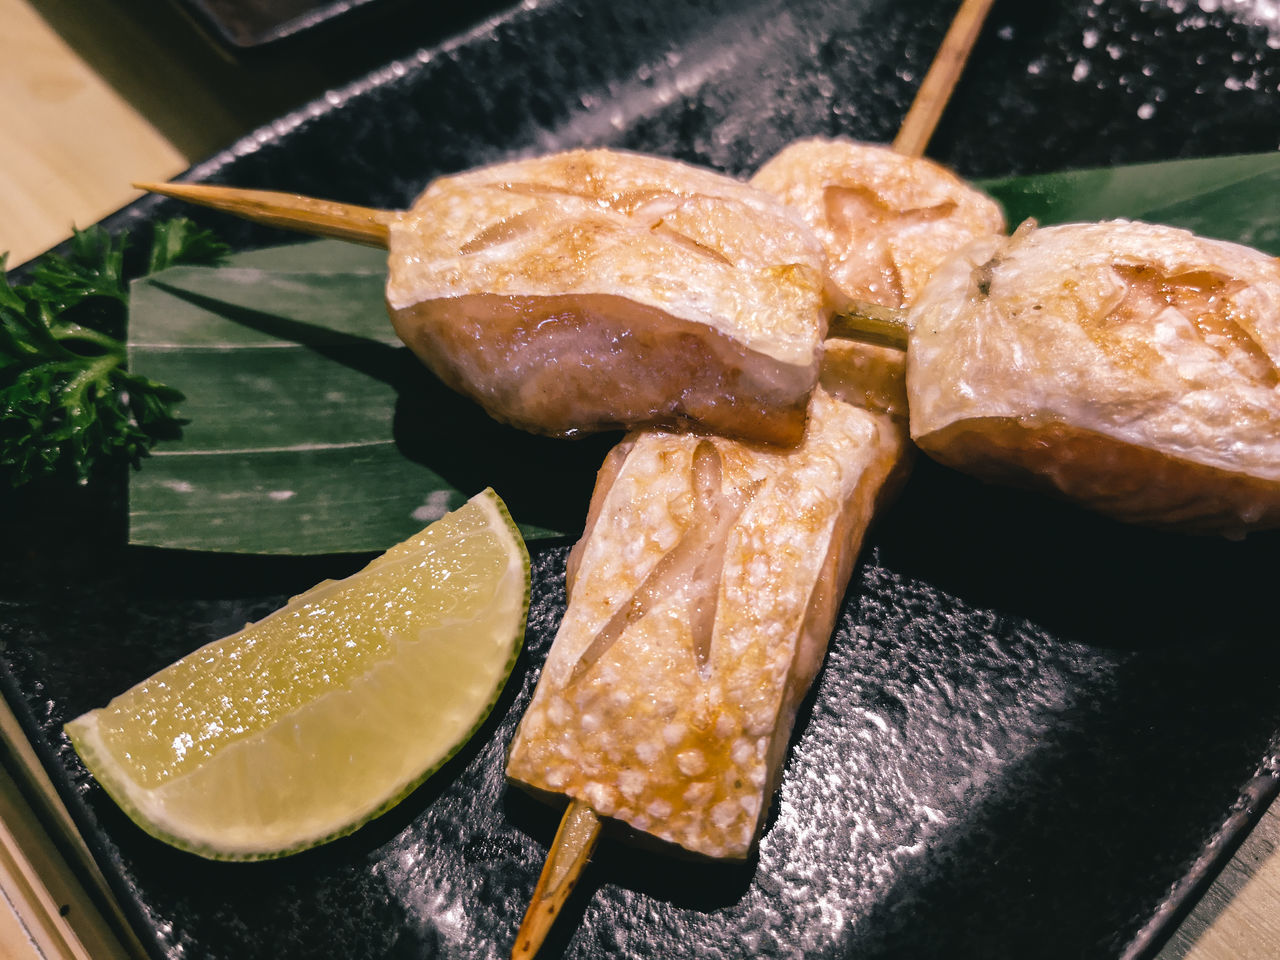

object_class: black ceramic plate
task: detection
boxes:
[5,1,1280,958]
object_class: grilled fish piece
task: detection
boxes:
[907,220,1280,536]
[751,138,1005,308]
[385,149,829,446]
[505,342,909,858]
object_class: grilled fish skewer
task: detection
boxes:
[385,149,827,445]
[136,152,828,447]
[505,343,912,856]
[136,178,916,348]
[746,138,1280,536]
[506,141,1003,960]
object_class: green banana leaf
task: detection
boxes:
[127,240,613,554]
[982,151,1280,254]
[127,153,1280,555]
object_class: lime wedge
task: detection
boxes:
[66,488,530,860]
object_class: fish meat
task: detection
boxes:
[906,220,1280,536]
[751,138,1005,308]
[385,149,829,446]
[504,340,910,858]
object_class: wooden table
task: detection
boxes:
[2,2,1278,957]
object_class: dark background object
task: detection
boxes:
[175,0,391,49]
[6,0,1280,957]
[25,0,517,158]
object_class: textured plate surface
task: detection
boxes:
[5,0,1280,958]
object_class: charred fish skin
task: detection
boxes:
[750,138,1006,309]
[504,345,909,860]
[385,149,828,447]
[907,219,1280,536]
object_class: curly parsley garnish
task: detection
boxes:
[0,219,229,486]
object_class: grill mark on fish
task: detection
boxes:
[822,185,959,307]
[1099,264,1279,388]
[649,220,736,267]
[498,180,689,215]
[567,441,760,685]
[458,207,550,254]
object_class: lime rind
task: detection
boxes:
[65,487,531,861]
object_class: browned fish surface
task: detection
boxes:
[751,138,1005,309]
[386,149,828,446]
[907,220,1280,536]
[505,343,909,858]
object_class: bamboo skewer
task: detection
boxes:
[130,5,996,956]
[511,800,601,960]
[132,181,397,247]
[892,0,998,159]
[828,300,910,351]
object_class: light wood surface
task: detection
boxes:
[0,2,1277,958]
[1158,810,1280,960]
[0,0,185,265]
[0,697,143,960]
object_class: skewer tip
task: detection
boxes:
[512,800,602,960]
[131,180,396,249]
